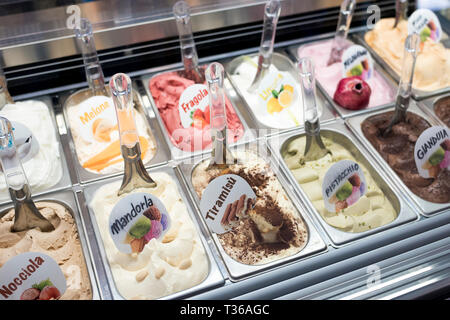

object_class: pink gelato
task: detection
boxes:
[298,39,395,109]
[149,71,245,152]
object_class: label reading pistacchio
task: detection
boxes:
[257,72,299,118]
[414,126,450,179]
[322,160,367,213]
[178,84,210,129]
[342,45,373,81]
[109,193,171,254]
[200,174,256,234]
[76,95,118,143]
[0,252,66,300]
[408,9,442,43]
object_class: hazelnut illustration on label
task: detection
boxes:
[0,252,66,300]
[200,174,256,234]
[109,193,171,254]
[408,9,442,43]
[342,45,373,81]
[414,126,450,179]
[322,160,367,213]
[178,84,211,129]
[257,72,299,116]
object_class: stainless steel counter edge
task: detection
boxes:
[418,94,450,128]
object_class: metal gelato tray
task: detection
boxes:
[353,31,450,101]
[418,94,450,127]
[141,67,254,161]
[0,189,101,300]
[224,51,336,132]
[0,96,72,205]
[287,37,398,119]
[60,84,170,185]
[346,102,449,216]
[268,120,419,246]
[79,164,224,300]
[178,141,328,281]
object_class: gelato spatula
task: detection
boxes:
[394,0,408,29]
[327,0,356,66]
[299,58,330,162]
[109,73,156,196]
[173,1,204,83]
[0,117,54,232]
[206,62,236,169]
[248,0,281,93]
[383,33,420,137]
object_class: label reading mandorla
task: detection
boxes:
[178,84,210,129]
[408,9,442,43]
[109,192,171,254]
[200,174,256,234]
[342,45,374,81]
[322,160,367,213]
[414,126,450,179]
[0,252,66,300]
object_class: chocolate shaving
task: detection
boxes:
[221,203,232,225]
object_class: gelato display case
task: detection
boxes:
[0,0,448,301]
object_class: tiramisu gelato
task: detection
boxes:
[149,69,244,152]
[365,18,450,92]
[434,96,450,127]
[191,150,308,265]
[90,172,208,300]
[282,136,397,232]
[0,201,93,300]
[361,111,450,203]
[0,101,63,199]
[66,95,156,174]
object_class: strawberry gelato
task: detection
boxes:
[149,70,245,152]
[298,39,395,109]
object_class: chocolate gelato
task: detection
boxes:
[434,96,450,127]
[361,111,450,203]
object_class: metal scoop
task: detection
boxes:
[382,33,420,137]
[299,58,330,162]
[248,0,281,93]
[173,1,204,83]
[327,0,356,66]
[394,0,408,29]
[0,117,54,232]
[205,62,235,169]
[109,73,156,196]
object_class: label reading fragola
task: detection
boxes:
[200,174,256,234]
[342,45,373,81]
[257,72,299,117]
[76,95,118,143]
[0,252,66,300]
[178,84,210,129]
[322,160,367,213]
[109,193,171,254]
[408,9,442,43]
[414,126,450,179]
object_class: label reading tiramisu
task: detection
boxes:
[322,160,367,213]
[0,252,66,300]
[76,95,118,143]
[178,84,211,129]
[414,126,450,178]
[200,174,256,234]
[408,9,442,43]
[342,45,373,81]
[109,192,171,254]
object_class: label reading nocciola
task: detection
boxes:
[109,192,171,254]
[200,174,256,234]
[322,160,367,213]
[414,126,450,179]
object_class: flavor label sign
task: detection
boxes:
[0,252,66,300]
[322,160,367,213]
[76,95,118,143]
[414,126,450,178]
[109,193,171,254]
[0,121,39,167]
[178,84,211,129]
[200,174,256,234]
[408,9,442,43]
[342,45,373,81]
[257,72,299,117]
